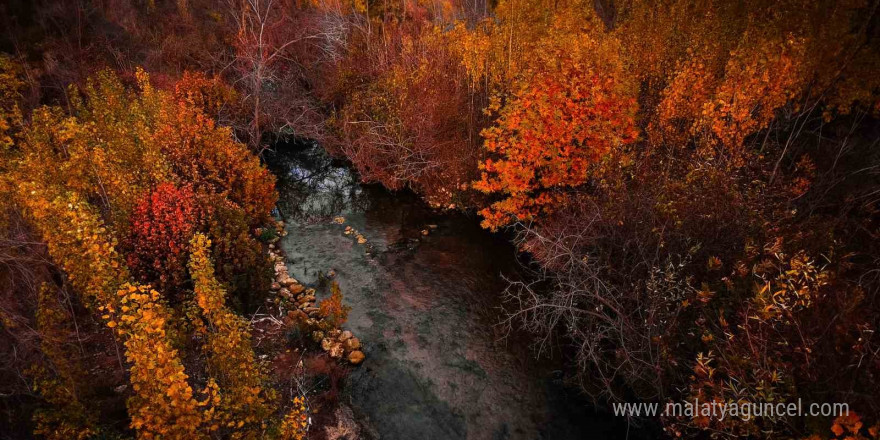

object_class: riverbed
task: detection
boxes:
[265,143,629,440]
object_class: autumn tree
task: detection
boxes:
[127,184,202,298]
[473,35,638,229]
[188,233,273,433]
[3,69,283,438]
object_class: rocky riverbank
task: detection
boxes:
[264,219,365,366]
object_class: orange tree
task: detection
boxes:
[473,34,638,229]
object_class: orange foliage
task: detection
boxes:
[319,281,350,328]
[104,284,204,439]
[474,38,638,229]
[173,71,240,121]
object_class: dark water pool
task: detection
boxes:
[265,143,630,440]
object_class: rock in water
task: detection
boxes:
[338,330,353,341]
[348,350,365,365]
[344,337,360,351]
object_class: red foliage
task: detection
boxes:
[126,183,202,297]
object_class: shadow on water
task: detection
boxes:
[264,142,639,440]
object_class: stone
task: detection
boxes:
[328,329,342,339]
[321,337,334,351]
[298,294,315,304]
[278,275,298,287]
[281,277,299,287]
[344,337,360,351]
[289,284,305,295]
[271,282,281,291]
[329,343,345,359]
[348,350,365,365]
[338,330,353,341]
[278,288,291,298]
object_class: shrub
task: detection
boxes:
[127,183,202,299]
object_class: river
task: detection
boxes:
[265,143,631,440]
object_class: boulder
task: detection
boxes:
[277,275,298,287]
[348,351,365,365]
[321,337,334,351]
[281,277,299,287]
[344,337,360,351]
[329,343,345,359]
[288,310,308,323]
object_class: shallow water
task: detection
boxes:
[265,143,627,440]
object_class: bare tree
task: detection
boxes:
[225,0,352,151]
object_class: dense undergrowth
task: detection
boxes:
[1,0,880,438]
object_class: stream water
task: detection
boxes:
[265,143,630,440]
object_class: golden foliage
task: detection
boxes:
[278,396,308,440]
[106,284,204,439]
[188,233,272,434]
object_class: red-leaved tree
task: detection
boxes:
[126,183,202,299]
